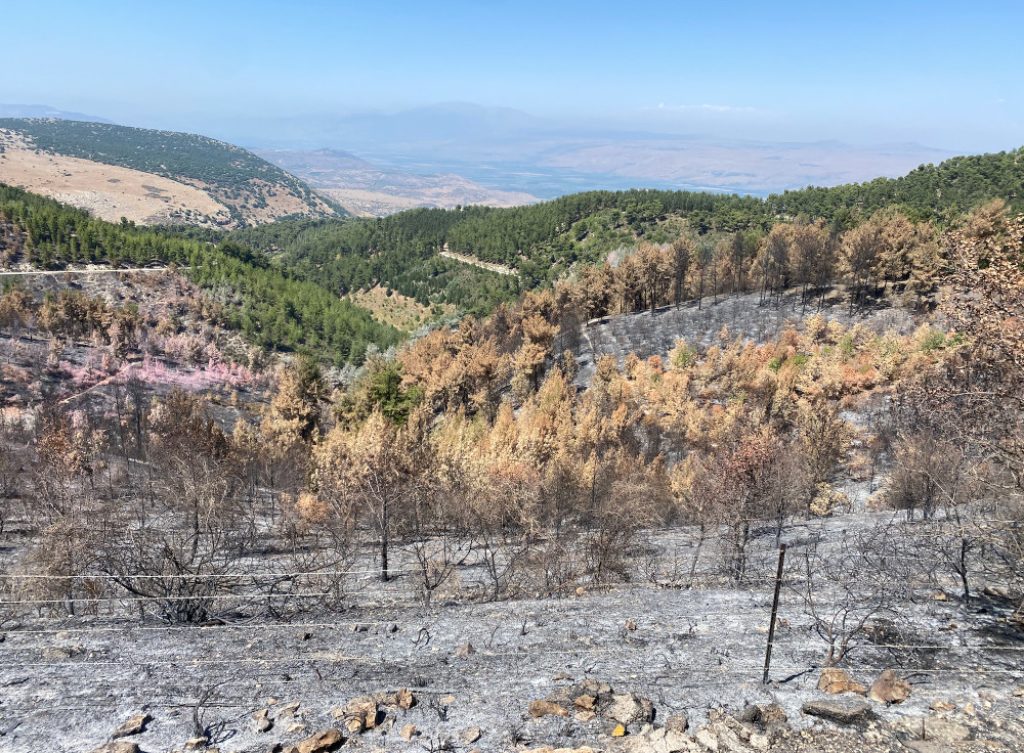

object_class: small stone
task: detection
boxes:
[455,641,475,658]
[394,688,415,710]
[574,694,596,711]
[749,732,770,751]
[280,701,301,716]
[184,738,208,750]
[575,711,597,722]
[802,698,873,725]
[288,722,307,734]
[292,728,344,753]
[624,619,637,631]
[605,693,654,726]
[898,717,970,743]
[113,713,151,738]
[440,694,456,706]
[695,728,719,750]
[611,723,627,737]
[461,726,481,743]
[89,744,140,753]
[400,724,417,741]
[43,645,81,660]
[339,697,379,734]
[818,667,866,695]
[868,669,911,705]
[529,700,569,718]
[664,713,688,733]
[930,700,956,712]
[253,708,273,733]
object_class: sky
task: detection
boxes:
[4,0,1023,152]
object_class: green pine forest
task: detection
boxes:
[0,186,398,363]
[2,144,1022,363]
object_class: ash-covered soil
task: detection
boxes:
[2,513,1022,753]
[573,291,915,386]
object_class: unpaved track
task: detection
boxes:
[0,267,184,277]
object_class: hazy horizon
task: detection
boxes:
[4,1,1022,155]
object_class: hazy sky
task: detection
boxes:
[4,0,1022,151]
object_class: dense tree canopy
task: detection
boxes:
[0,184,397,362]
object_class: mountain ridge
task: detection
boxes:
[0,117,341,228]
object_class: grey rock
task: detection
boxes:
[802,698,873,724]
[113,713,150,739]
[606,693,655,726]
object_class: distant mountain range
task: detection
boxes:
[0,102,963,219]
[207,102,956,199]
[0,104,110,122]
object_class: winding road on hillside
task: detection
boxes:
[0,267,184,277]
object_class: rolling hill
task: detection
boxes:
[0,118,342,228]
[232,145,1024,319]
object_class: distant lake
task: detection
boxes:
[350,154,763,201]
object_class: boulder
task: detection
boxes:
[461,726,481,743]
[869,669,911,704]
[529,699,570,718]
[817,667,866,695]
[113,713,151,738]
[605,693,654,726]
[802,698,873,725]
[288,728,344,753]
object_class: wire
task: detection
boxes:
[0,568,419,581]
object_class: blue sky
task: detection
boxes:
[4,0,1022,151]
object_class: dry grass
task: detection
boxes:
[348,286,452,331]
[0,130,231,226]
